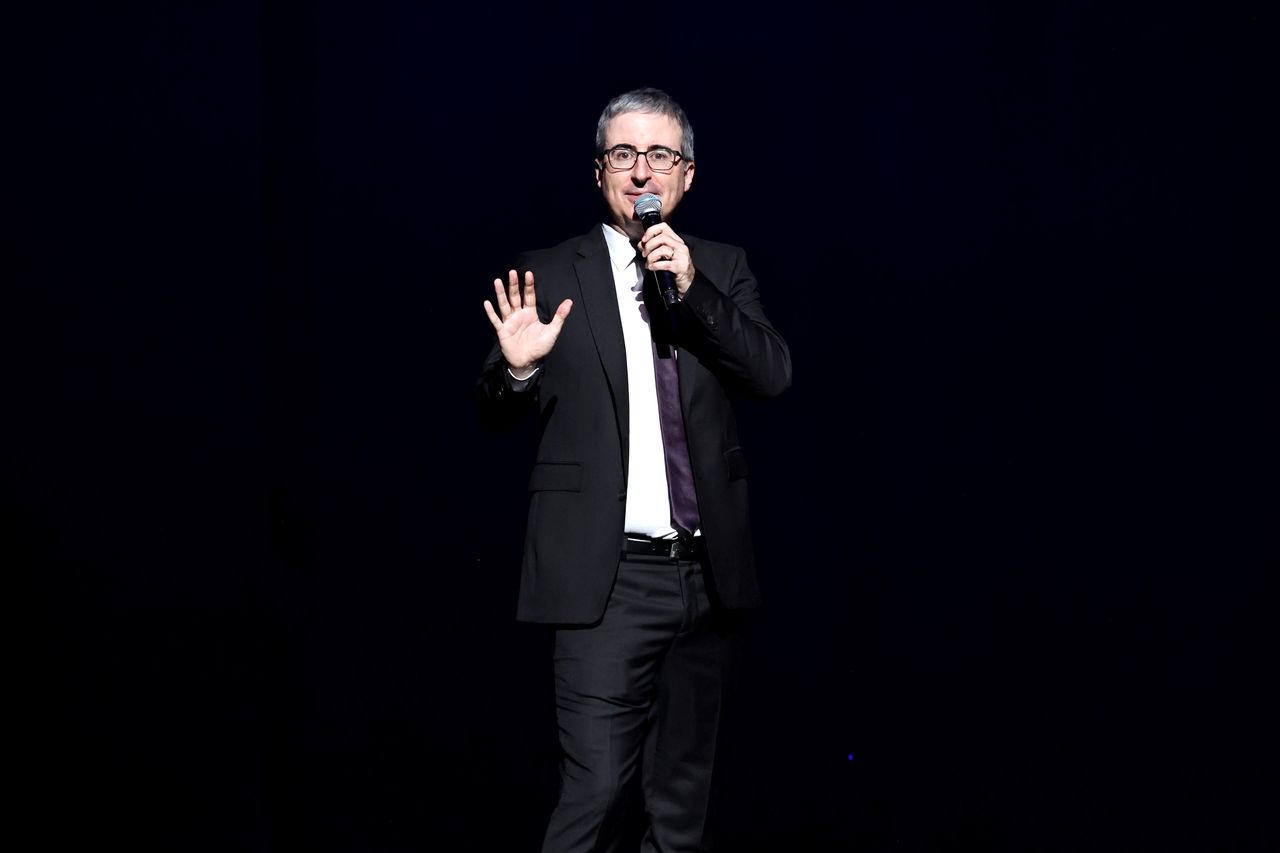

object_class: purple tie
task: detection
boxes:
[635,250,700,537]
[652,340,701,537]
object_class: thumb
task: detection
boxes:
[548,298,573,329]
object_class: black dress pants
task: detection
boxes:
[540,552,741,853]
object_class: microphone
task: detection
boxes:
[634,193,680,309]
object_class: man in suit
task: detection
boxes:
[476,87,790,852]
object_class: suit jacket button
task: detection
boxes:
[617,490,626,501]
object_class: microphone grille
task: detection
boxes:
[633,193,662,218]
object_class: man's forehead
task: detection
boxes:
[604,112,682,143]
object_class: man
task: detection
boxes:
[475,87,791,852]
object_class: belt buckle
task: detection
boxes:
[672,536,699,561]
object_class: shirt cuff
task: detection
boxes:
[506,364,540,387]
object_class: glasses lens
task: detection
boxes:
[647,149,676,170]
[608,148,636,168]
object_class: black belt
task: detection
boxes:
[622,535,704,562]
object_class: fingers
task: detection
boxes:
[483,298,503,332]
[639,227,686,266]
[644,244,683,269]
[543,299,573,340]
[486,269,546,332]
[505,269,522,312]
[492,276,512,316]
[496,269,538,311]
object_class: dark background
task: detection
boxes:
[11,1,1272,850]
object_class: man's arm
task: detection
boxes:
[676,247,791,398]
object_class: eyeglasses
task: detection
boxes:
[598,145,685,173]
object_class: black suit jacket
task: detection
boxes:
[476,225,791,624]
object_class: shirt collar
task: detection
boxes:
[601,224,640,273]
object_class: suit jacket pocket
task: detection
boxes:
[723,447,749,481]
[528,461,583,492]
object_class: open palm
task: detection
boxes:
[483,269,573,372]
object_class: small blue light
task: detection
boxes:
[847,753,855,762]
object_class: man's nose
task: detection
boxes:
[631,155,653,182]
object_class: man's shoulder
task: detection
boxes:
[683,233,745,259]
[519,227,606,264]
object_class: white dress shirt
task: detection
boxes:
[601,225,681,539]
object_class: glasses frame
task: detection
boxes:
[597,144,685,173]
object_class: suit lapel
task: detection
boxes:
[572,228,630,465]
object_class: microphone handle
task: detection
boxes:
[657,271,680,308]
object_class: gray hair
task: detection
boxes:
[595,87,695,163]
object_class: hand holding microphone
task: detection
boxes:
[633,193,692,309]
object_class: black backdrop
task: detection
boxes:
[12,1,1271,851]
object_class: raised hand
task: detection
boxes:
[483,269,573,375]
